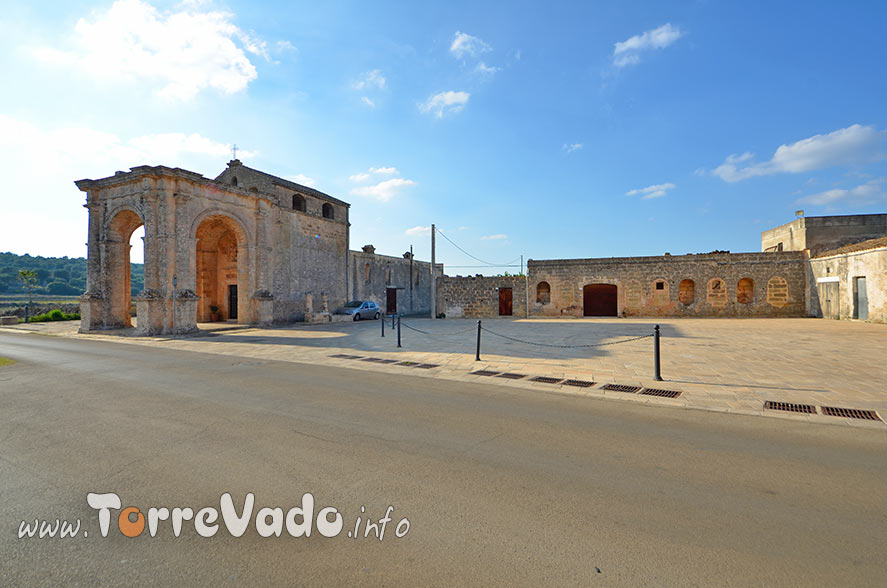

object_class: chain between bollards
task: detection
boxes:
[396,315,402,348]
[475,320,482,361]
[653,324,662,381]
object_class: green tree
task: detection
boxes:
[17,269,38,321]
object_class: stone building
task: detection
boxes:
[349,245,442,316]
[808,237,887,322]
[76,160,436,334]
[761,213,887,256]
[437,213,886,323]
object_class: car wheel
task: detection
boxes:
[374,312,380,320]
[354,313,361,321]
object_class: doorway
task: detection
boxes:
[854,277,868,320]
[498,287,513,316]
[228,285,238,320]
[583,284,617,316]
[386,287,397,315]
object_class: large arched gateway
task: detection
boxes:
[75,162,352,335]
[583,283,618,316]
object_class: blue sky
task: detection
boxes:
[1,0,886,272]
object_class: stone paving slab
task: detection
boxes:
[3,317,886,429]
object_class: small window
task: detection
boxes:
[364,263,370,283]
[231,176,238,187]
[536,281,551,305]
[655,281,665,290]
[322,203,334,219]
[777,242,783,251]
[292,194,306,212]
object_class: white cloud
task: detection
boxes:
[626,182,676,199]
[474,62,501,77]
[798,178,887,205]
[32,0,263,100]
[285,174,316,187]
[350,166,399,182]
[450,31,491,59]
[480,234,508,240]
[370,166,398,175]
[361,96,375,108]
[562,143,583,154]
[352,69,386,91]
[405,225,431,236]
[0,114,251,258]
[419,91,470,118]
[350,178,417,202]
[613,23,683,68]
[711,124,886,182]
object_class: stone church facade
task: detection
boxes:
[76,160,436,335]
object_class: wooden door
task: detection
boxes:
[855,277,868,320]
[386,287,397,315]
[820,282,839,319]
[498,288,513,316]
[583,284,617,316]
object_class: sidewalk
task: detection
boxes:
[4,317,886,429]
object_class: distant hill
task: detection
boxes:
[0,252,143,296]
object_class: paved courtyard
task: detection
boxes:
[4,316,886,428]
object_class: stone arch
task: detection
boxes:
[105,207,146,329]
[737,277,755,304]
[706,278,727,308]
[536,281,551,305]
[322,203,334,219]
[194,213,250,323]
[292,193,306,212]
[766,276,789,308]
[678,279,696,305]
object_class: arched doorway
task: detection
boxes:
[107,209,144,329]
[195,215,246,323]
[583,284,617,316]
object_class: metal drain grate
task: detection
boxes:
[641,388,682,398]
[601,384,641,393]
[398,361,420,366]
[361,357,384,362]
[496,373,526,380]
[415,363,440,369]
[821,406,882,421]
[471,370,501,376]
[562,379,595,388]
[330,354,363,360]
[764,400,816,414]
[377,359,398,364]
[530,376,563,384]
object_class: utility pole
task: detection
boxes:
[409,244,413,313]
[430,224,436,319]
[522,255,529,318]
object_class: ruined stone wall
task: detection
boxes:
[350,248,440,315]
[809,245,887,323]
[528,252,808,318]
[436,275,529,318]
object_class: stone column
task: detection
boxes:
[79,200,105,332]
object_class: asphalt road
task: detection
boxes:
[1,332,885,587]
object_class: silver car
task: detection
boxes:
[335,300,381,320]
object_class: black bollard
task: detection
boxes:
[654,324,662,381]
[381,313,385,337]
[476,319,482,361]
[392,313,396,329]
[397,315,402,348]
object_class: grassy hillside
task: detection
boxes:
[0,252,143,296]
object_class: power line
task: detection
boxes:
[436,229,521,267]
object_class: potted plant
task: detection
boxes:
[209,305,221,322]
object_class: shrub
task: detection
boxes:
[28,309,80,322]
